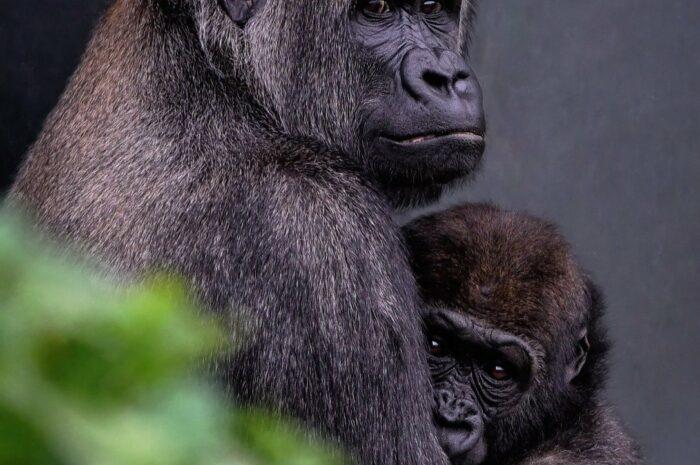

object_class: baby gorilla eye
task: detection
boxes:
[486,362,511,381]
[420,0,444,15]
[428,338,446,357]
[360,0,392,15]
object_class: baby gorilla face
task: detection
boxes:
[405,203,597,465]
[425,308,535,465]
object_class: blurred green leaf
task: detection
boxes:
[0,208,344,465]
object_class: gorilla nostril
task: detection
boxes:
[440,391,451,404]
[422,70,449,91]
[464,408,480,422]
[454,78,469,95]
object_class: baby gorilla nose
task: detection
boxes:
[435,389,479,424]
[434,389,487,464]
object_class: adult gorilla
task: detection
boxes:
[11,1,484,464]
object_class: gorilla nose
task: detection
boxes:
[401,48,473,103]
[435,388,480,424]
[434,389,486,462]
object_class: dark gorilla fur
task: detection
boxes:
[9,1,485,464]
[403,204,643,465]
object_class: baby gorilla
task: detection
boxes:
[403,204,642,465]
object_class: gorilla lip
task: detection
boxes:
[388,131,484,145]
[437,424,486,462]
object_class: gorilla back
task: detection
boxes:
[10,1,485,464]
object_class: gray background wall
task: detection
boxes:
[447,2,700,464]
[1,1,698,464]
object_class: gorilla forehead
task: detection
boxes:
[245,0,477,88]
[407,204,589,342]
[353,5,461,64]
[212,0,477,106]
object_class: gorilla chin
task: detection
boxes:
[376,130,485,179]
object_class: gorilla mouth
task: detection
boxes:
[387,130,484,145]
[437,425,488,465]
[369,126,486,195]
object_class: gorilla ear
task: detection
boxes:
[566,328,590,384]
[218,0,267,27]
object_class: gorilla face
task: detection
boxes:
[221,0,484,205]
[425,308,535,465]
[352,0,485,192]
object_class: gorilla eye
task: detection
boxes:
[487,363,511,381]
[360,0,392,15]
[428,338,446,357]
[420,0,444,15]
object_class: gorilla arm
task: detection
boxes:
[520,406,642,465]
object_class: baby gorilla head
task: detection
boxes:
[404,204,608,465]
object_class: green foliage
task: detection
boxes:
[0,211,343,465]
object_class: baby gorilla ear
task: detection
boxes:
[218,0,267,27]
[566,328,591,384]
